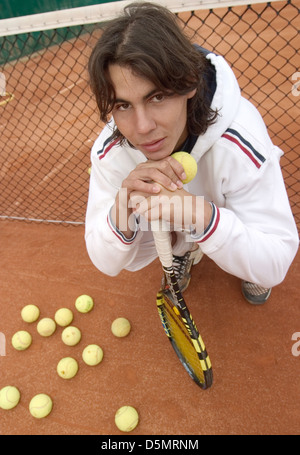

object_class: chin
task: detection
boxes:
[147,150,172,161]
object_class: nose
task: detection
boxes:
[135,107,156,135]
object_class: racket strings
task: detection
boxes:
[166,270,209,359]
[157,292,206,385]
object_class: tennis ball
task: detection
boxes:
[11,330,32,350]
[115,406,139,432]
[61,326,81,346]
[21,304,40,323]
[0,386,21,410]
[111,318,131,338]
[172,151,198,184]
[57,357,78,379]
[54,308,73,327]
[37,317,56,337]
[29,393,52,419]
[82,344,103,366]
[75,294,94,313]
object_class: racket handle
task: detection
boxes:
[151,219,173,268]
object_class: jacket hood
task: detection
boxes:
[191,52,241,162]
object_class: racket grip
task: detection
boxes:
[151,219,173,268]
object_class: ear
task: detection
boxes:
[187,88,197,99]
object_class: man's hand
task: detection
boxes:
[121,156,186,195]
[130,185,211,234]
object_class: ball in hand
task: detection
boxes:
[172,151,197,184]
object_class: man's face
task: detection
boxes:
[109,64,196,160]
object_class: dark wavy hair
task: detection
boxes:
[88,2,218,143]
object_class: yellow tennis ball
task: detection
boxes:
[75,294,94,313]
[29,394,52,419]
[0,386,21,410]
[11,330,32,350]
[172,151,198,184]
[54,308,73,327]
[111,318,131,338]
[82,344,103,366]
[115,406,139,432]
[37,317,56,337]
[61,326,81,346]
[57,357,78,379]
[21,304,40,323]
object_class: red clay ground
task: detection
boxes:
[0,220,299,435]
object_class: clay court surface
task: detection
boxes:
[0,0,299,226]
[0,220,299,435]
[0,0,299,436]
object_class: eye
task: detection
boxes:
[115,102,131,111]
[151,93,165,103]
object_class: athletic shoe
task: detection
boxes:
[241,280,271,305]
[162,246,203,292]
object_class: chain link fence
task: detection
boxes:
[0,0,299,227]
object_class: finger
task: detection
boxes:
[139,201,162,221]
[133,160,183,190]
[122,176,161,195]
[144,165,182,191]
[165,156,187,182]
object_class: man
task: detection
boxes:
[85,2,298,304]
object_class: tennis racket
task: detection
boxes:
[151,219,213,389]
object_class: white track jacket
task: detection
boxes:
[85,52,298,288]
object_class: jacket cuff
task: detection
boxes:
[190,202,220,243]
[107,207,139,245]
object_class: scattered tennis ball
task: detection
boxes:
[11,330,32,350]
[54,308,73,327]
[21,304,40,323]
[82,344,103,366]
[61,326,81,346]
[57,357,78,379]
[75,294,94,313]
[0,386,21,410]
[111,317,131,338]
[115,406,139,432]
[172,151,198,184]
[37,317,56,337]
[29,393,52,419]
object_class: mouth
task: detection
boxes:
[140,137,166,153]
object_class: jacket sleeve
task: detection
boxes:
[84,130,157,276]
[193,144,299,288]
[84,133,139,276]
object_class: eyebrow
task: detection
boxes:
[114,88,162,105]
